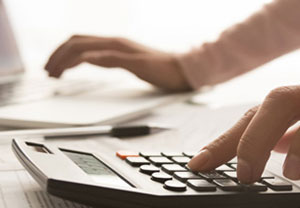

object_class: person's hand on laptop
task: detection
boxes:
[45,35,192,91]
[188,85,300,184]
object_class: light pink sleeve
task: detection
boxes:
[177,0,300,89]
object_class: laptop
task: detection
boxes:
[0,0,192,128]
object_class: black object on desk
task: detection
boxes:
[43,125,167,138]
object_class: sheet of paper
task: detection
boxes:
[0,170,90,208]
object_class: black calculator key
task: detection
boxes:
[162,164,186,175]
[215,164,234,172]
[148,157,173,166]
[139,165,160,175]
[161,152,183,157]
[199,171,227,180]
[171,156,191,165]
[139,152,161,158]
[151,172,172,183]
[174,171,201,182]
[187,179,217,192]
[213,179,243,191]
[263,178,293,191]
[183,151,198,158]
[244,182,268,192]
[126,157,150,167]
[164,180,186,192]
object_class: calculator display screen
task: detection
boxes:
[62,150,131,188]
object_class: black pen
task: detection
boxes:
[42,125,169,138]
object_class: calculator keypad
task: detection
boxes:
[120,151,293,193]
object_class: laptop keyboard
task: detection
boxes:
[117,151,293,192]
[0,79,102,106]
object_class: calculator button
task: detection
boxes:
[171,156,191,165]
[126,157,150,167]
[213,179,243,191]
[116,151,139,160]
[174,171,201,182]
[199,171,227,180]
[139,152,161,158]
[215,164,234,172]
[161,164,186,175]
[148,157,173,167]
[230,164,238,169]
[228,158,237,164]
[223,171,237,179]
[151,172,172,183]
[187,179,217,192]
[164,180,186,192]
[139,165,160,175]
[263,178,293,191]
[161,152,183,158]
[224,171,274,181]
[183,151,198,158]
[260,172,275,179]
[243,182,267,192]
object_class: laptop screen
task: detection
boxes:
[0,0,23,76]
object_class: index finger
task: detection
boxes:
[237,86,300,184]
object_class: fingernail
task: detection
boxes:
[187,149,211,171]
[237,159,253,184]
[283,154,300,180]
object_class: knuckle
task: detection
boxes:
[243,106,259,117]
[266,86,300,113]
[207,134,230,153]
[267,86,298,103]
[69,35,83,40]
[111,37,128,47]
[67,41,80,52]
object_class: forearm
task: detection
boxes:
[177,0,300,89]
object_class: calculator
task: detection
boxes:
[12,139,300,208]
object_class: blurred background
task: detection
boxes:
[4,0,300,106]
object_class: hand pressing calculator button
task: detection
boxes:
[12,139,300,208]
